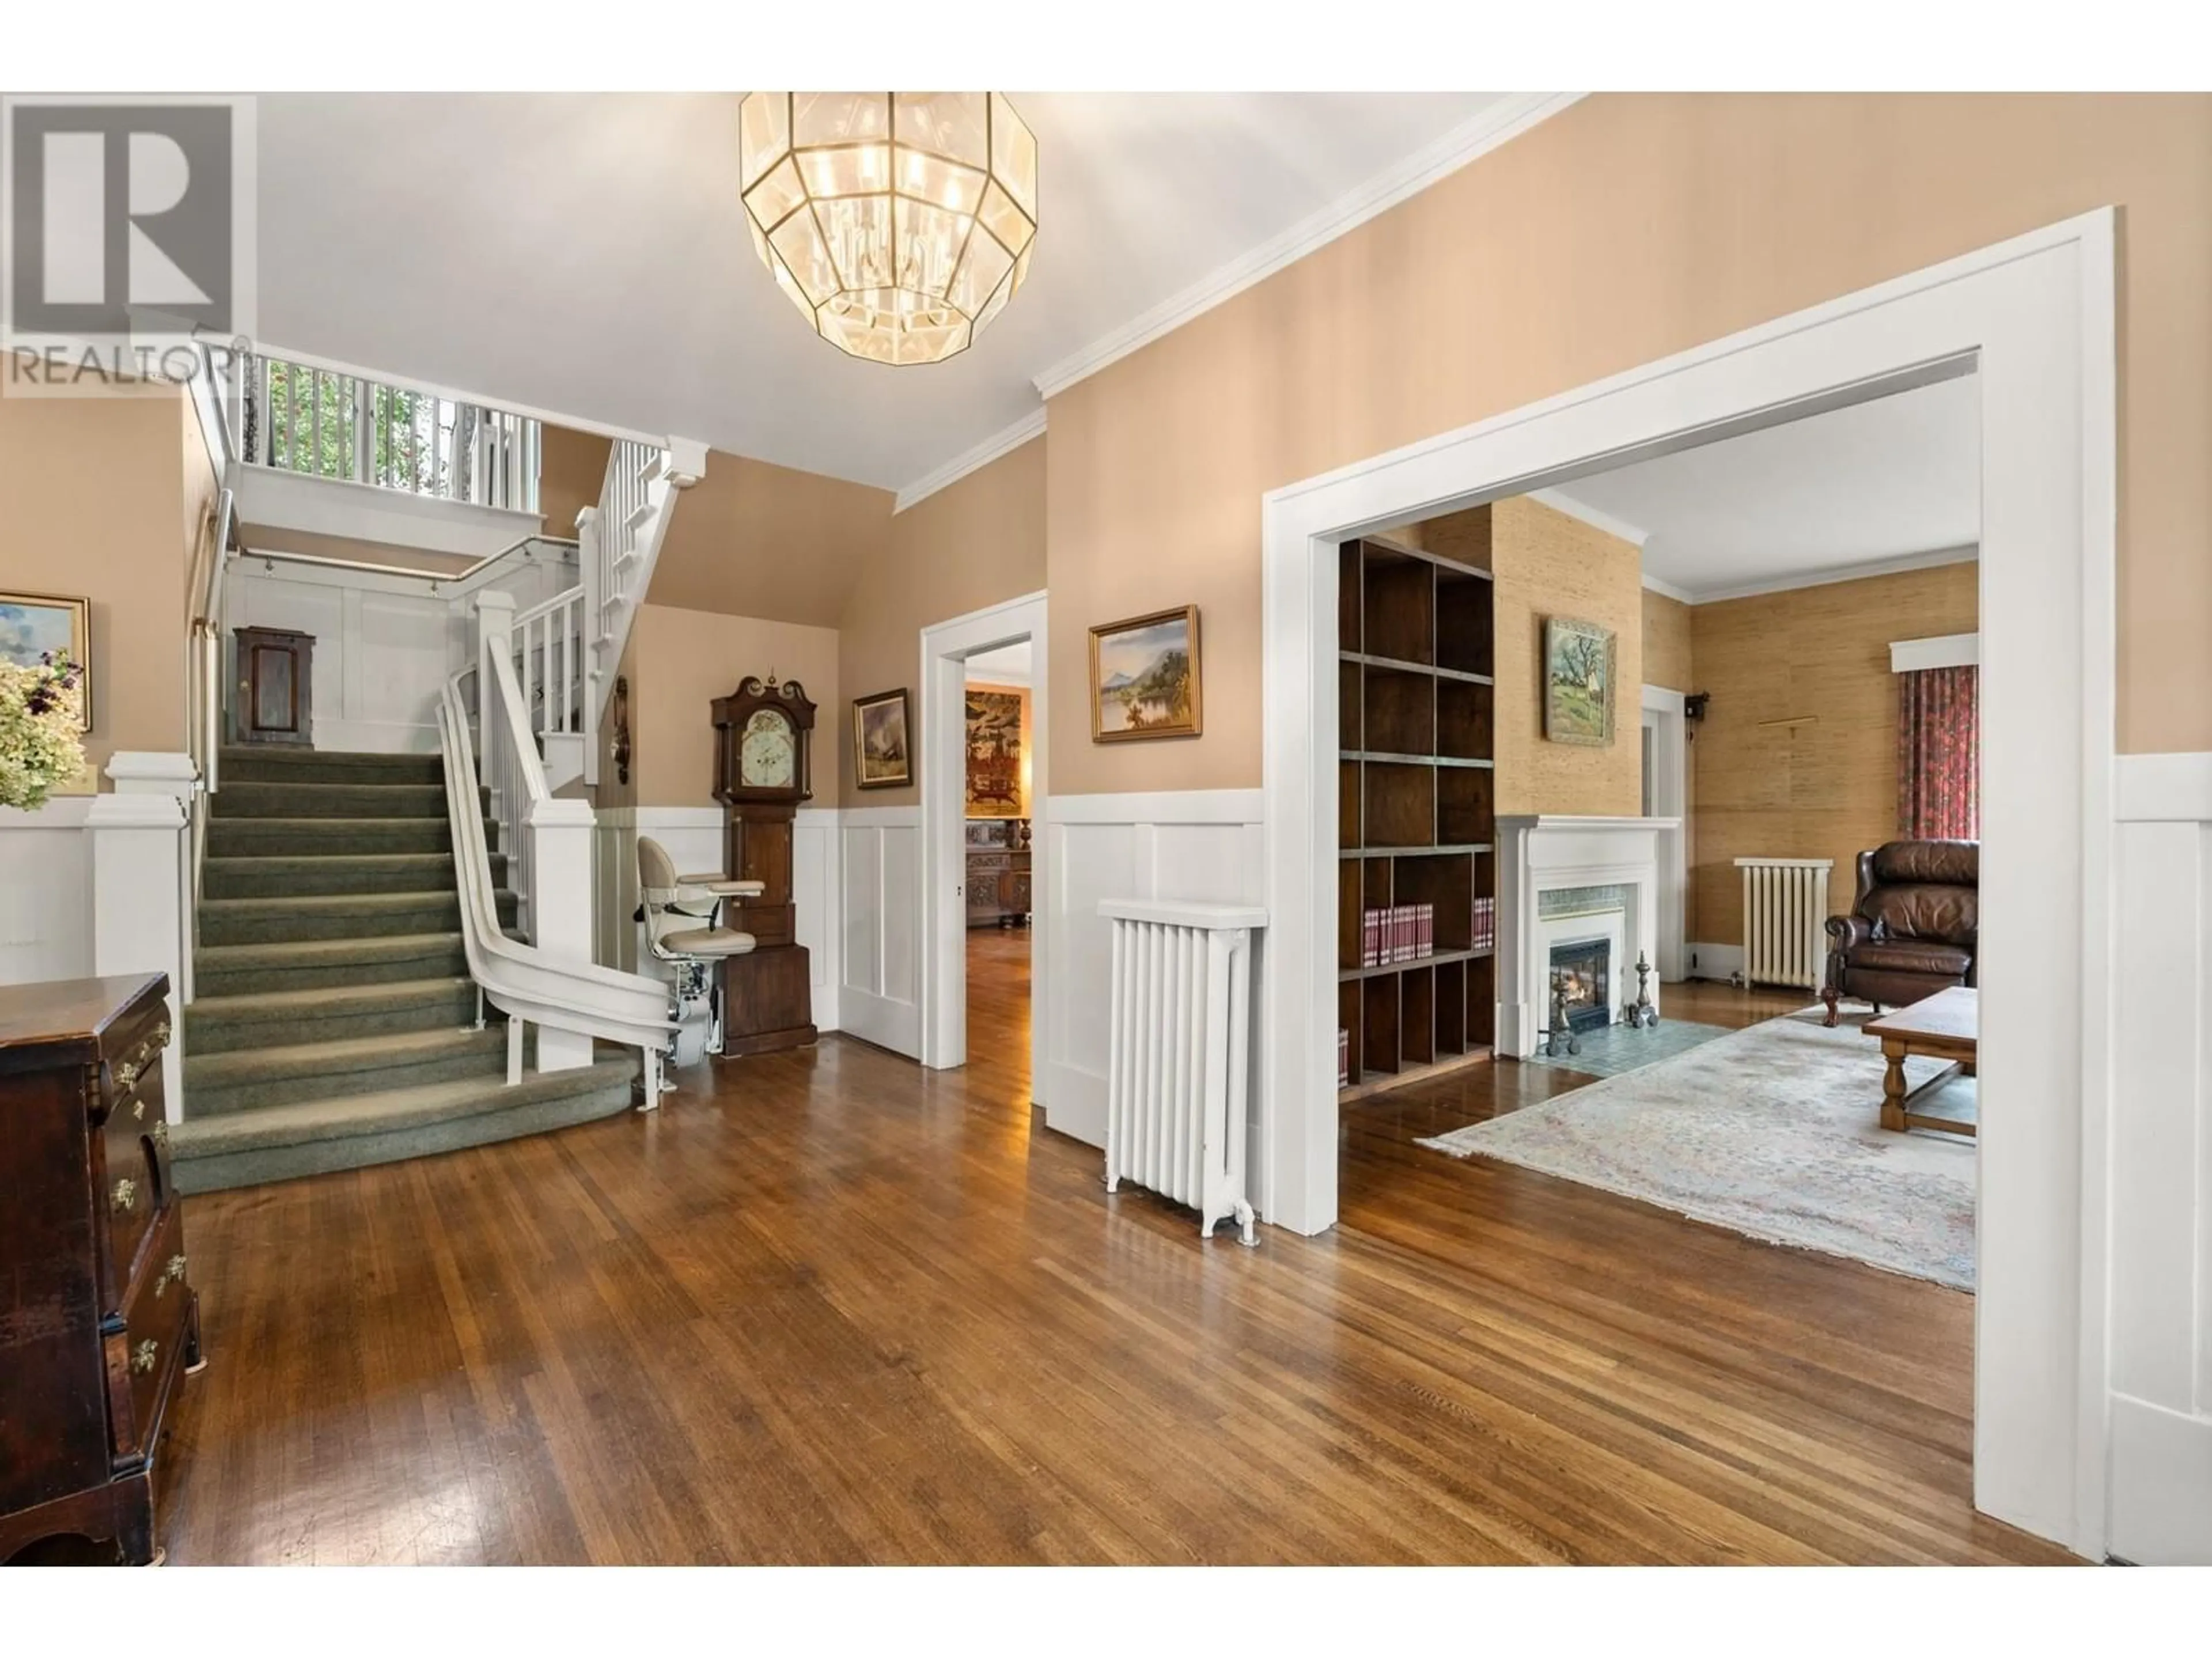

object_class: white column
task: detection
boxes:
[529,796,597,1073]
[88,752,196,1122]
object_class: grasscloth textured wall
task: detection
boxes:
[1642,590,1694,694]
[1688,560,1979,946]
[0,387,206,784]
[1044,93,2212,796]
[836,436,1046,805]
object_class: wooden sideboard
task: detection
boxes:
[0,974,201,1566]
[965,819,1032,929]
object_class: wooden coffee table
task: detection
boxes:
[1863,987,1978,1135]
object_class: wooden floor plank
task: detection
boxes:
[157,940,2074,1564]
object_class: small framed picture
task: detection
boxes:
[1089,605,1201,742]
[0,590,92,730]
[852,687,913,789]
[1543,616,1616,747]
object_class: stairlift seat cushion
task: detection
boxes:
[660,925,756,957]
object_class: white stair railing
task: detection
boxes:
[513,585,586,740]
[183,485,236,986]
[221,347,543,512]
[440,597,673,1093]
[576,435,706,784]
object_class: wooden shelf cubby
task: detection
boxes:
[1336,530,1499,1102]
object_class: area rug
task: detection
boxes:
[1523,1017,1733,1077]
[1418,1009,1976,1289]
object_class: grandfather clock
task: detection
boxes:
[711,675,819,1056]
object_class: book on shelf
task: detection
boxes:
[1362,909,1380,967]
[1337,1029,1350,1087]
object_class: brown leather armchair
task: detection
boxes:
[1820,840,1978,1026]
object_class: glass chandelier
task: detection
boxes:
[738,93,1038,366]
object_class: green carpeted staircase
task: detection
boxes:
[169,745,636,1193]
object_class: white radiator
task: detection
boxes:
[1733,857,1834,989]
[1100,899,1267,1246]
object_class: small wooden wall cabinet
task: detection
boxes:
[1338,532,1498,1100]
[230,624,314,746]
[0,974,201,1566]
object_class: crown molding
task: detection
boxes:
[1685,544,1980,606]
[893,408,1047,514]
[1028,92,1587,404]
[1640,570,1695,605]
[1527,486,1649,548]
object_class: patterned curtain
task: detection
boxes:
[1897,665,1979,840]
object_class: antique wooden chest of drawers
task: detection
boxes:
[0,973,201,1566]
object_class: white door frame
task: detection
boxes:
[1261,211,2116,1559]
[1641,684,1689,980]
[919,589,1048,1094]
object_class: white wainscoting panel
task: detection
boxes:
[0,796,95,987]
[2108,751,2212,1564]
[1043,791,1266,1169]
[593,805,843,1035]
[839,805,921,1056]
[227,550,578,753]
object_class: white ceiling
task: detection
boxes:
[253,92,1521,495]
[965,640,1031,683]
[1555,376,1983,601]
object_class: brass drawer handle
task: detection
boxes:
[115,1056,145,1093]
[111,1177,138,1213]
[131,1339,160,1376]
[111,1021,171,1096]
[155,1253,187,1298]
[151,1119,169,1150]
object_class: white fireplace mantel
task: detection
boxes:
[1495,815,1679,1058]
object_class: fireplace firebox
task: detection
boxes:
[1550,935,1613,1034]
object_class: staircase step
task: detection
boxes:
[183,1025,510,1116]
[202,850,502,900]
[218,747,444,786]
[207,816,476,857]
[211,779,465,820]
[169,1056,639,1193]
[194,931,471,997]
[185,976,481,1055]
[198,888,516,947]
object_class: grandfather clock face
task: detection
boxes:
[738,707,797,791]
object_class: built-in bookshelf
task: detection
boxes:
[1337,532,1497,1102]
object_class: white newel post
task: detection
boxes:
[88,752,198,1121]
[529,797,597,1073]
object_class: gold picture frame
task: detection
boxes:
[852,687,913,789]
[0,590,92,730]
[1088,605,1201,742]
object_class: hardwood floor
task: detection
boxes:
[157,966,2072,1565]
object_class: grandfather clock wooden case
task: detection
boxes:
[711,676,819,1056]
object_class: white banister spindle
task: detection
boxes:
[1100,899,1267,1246]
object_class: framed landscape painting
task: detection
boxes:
[0,590,91,729]
[1543,616,1615,747]
[852,687,912,789]
[1089,605,1200,741]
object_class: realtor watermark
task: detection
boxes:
[1,93,256,396]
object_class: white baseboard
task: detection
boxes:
[1685,941,1744,982]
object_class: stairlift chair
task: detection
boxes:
[635,836,764,1090]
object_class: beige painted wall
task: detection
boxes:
[650,450,893,628]
[837,435,1047,805]
[625,603,841,809]
[539,423,613,539]
[1044,93,2212,797]
[1688,560,1979,948]
[1,386,205,785]
[1642,589,1695,694]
